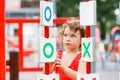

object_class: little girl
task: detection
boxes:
[51,20,86,80]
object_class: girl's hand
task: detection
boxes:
[55,58,62,67]
[55,58,65,71]
[55,54,62,67]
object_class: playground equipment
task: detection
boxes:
[5,17,79,72]
[0,0,99,80]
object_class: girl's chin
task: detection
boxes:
[64,46,72,49]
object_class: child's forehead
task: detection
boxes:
[64,27,74,31]
[64,27,80,33]
[64,26,79,32]
[65,26,75,30]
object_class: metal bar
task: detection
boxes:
[6,17,79,24]
[18,22,24,71]
[0,0,5,80]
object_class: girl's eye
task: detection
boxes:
[71,35,76,37]
[63,34,67,37]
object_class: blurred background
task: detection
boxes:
[5,0,120,80]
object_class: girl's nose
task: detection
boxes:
[65,36,70,40]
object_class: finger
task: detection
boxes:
[55,55,59,61]
[55,61,61,65]
[55,58,61,62]
[55,59,62,65]
[56,64,61,67]
[55,62,61,67]
[56,54,60,58]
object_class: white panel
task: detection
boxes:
[80,1,96,26]
[40,1,53,26]
[39,38,56,62]
[81,37,95,62]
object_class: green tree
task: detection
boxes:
[97,0,119,40]
[56,0,120,40]
[56,0,84,17]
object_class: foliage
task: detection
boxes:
[56,0,120,40]
[97,0,119,40]
[56,0,84,17]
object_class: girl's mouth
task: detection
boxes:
[65,43,70,46]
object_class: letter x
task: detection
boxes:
[83,42,91,58]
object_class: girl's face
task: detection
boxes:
[63,27,81,51]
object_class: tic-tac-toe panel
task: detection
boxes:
[39,38,56,62]
[81,37,95,62]
[40,1,53,26]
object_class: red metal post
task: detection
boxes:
[86,26,91,74]
[44,26,51,74]
[79,0,92,74]
[85,0,91,74]
[18,22,24,71]
[44,26,49,38]
[0,0,5,80]
[43,0,51,75]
